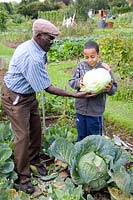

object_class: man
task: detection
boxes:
[1,19,87,194]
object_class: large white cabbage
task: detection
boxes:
[80,68,111,94]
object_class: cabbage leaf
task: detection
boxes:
[80,68,111,94]
[49,135,132,194]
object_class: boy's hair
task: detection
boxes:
[83,40,99,53]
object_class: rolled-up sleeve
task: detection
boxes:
[69,67,81,90]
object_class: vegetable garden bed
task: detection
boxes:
[0,28,133,199]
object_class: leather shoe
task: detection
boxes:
[19,178,34,194]
[34,163,47,176]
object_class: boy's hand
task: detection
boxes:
[79,76,84,88]
[104,81,113,92]
[102,63,111,71]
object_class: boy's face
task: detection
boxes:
[83,48,99,67]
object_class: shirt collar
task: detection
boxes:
[31,38,47,57]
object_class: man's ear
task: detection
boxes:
[36,33,42,39]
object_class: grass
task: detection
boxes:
[0,44,14,63]
[104,99,133,135]
[0,44,14,69]
[47,60,77,89]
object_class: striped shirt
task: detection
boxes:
[4,38,51,94]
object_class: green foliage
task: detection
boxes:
[39,9,65,24]
[97,33,133,78]
[104,99,133,134]
[0,17,32,44]
[0,143,17,190]
[47,34,133,80]
[108,0,128,8]
[111,5,131,14]
[50,135,132,194]
[60,19,94,37]
[44,95,65,116]
[48,35,133,103]
[0,189,30,200]
[2,2,13,15]
[11,14,26,24]
[0,43,14,63]
[42,123,77,153]
[74,0,108,21]
[48,38,87,62]
[0,7,132,198]
[0,122,14,145]
[38,4,75,26]
[112,75,133,102]
[114,13,133,28]
[47,178,86,200]
[0,4,9,31]
[74,0,91,21]
[16,0,61,18]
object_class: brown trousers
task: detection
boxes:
[1,83,42,177]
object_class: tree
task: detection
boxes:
[3,2,13,14]
[0,3,9,30]
[74,0,109,21]
[107,0,128,9]
[55,0,70,5]
[16,0,61,18]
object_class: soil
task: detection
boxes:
[4,41,23,49]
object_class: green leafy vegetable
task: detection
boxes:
[80,68,111,93]
[49,135,132,195]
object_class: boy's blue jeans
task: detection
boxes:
[76,113,103,141]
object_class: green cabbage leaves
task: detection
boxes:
[49,135,132,195]
[80,68,111,93]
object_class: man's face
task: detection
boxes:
[83,48,99,67]
[38,33,55,52]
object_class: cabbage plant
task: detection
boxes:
[0,143,17,190]
[49,135,133,195]
[80,68,111,94]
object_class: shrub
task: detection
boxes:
[98,33,133,78]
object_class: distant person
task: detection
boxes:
[1,19,88,194]
[69,40,117,141]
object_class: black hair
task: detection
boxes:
[83,40,99,53]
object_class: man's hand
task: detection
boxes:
[46,85,97,98]
[74,91,97,98]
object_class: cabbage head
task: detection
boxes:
[80,68,111,93]
[49,135,132,194]
[77,151,109,190]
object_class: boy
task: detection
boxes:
[69,40,117,141]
